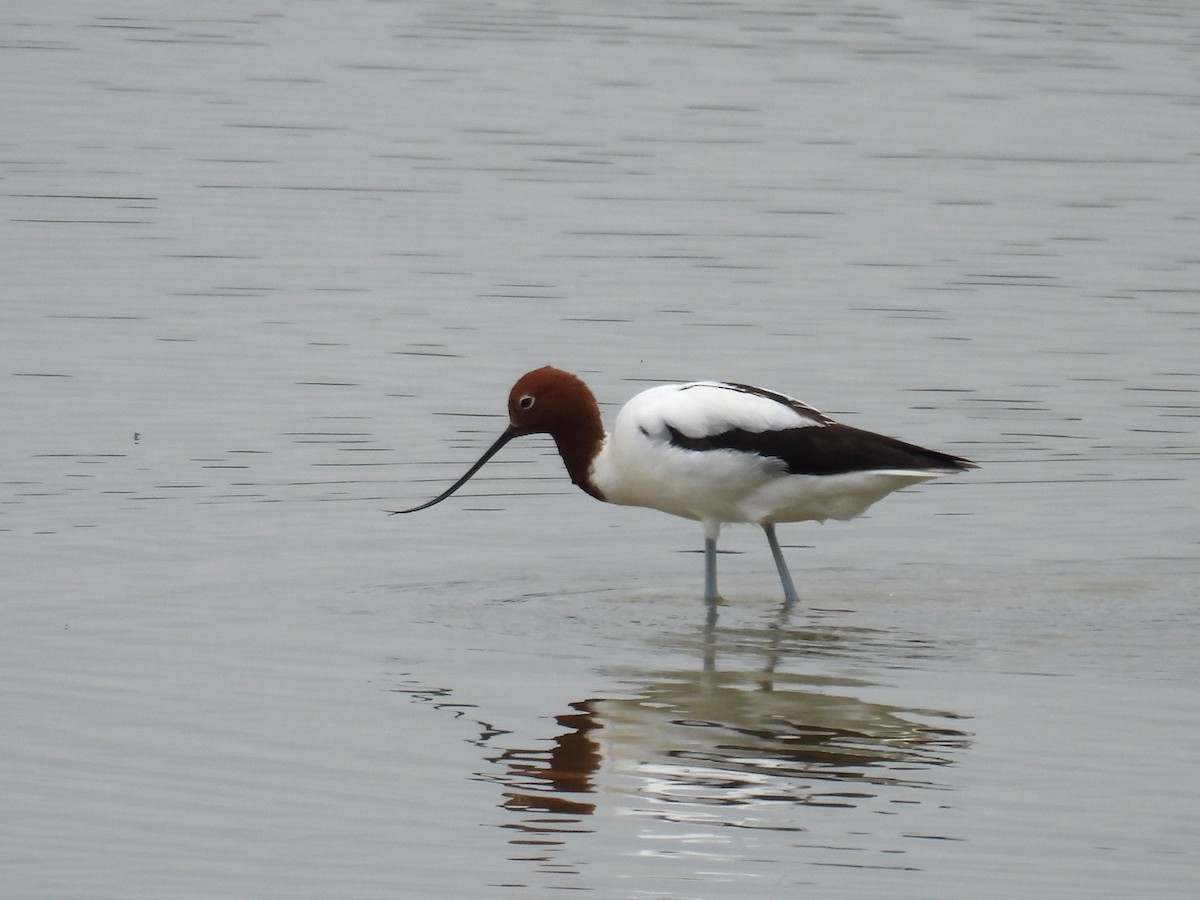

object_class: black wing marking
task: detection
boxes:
[666,421,975,476]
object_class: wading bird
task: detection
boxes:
[393,366,975,604]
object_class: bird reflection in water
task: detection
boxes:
[486,607,968,859]
[393,604,971,876]
[493,702,602,817]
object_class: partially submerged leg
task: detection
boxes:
[702,519,721,604]
[704,537,718,603]
[763,523,799,605]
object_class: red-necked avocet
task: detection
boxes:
[393,366,976,604]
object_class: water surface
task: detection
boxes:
[3,1,1199,897]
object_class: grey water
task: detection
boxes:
[3,1,1198,897]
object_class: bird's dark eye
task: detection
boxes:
[518,395,535,410]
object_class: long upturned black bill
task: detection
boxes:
[389,425,522,514]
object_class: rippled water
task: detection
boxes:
[4,1,1199,897]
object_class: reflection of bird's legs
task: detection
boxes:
[760,590,800,679]
[702,597,718,672]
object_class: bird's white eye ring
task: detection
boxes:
[518,395,535,410]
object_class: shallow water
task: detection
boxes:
[3,1,1199,897]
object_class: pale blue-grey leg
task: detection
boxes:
[703,537,719,604]
[763,524,799,605]
[702,519,721,604]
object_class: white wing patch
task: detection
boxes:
[631,381,828,441]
